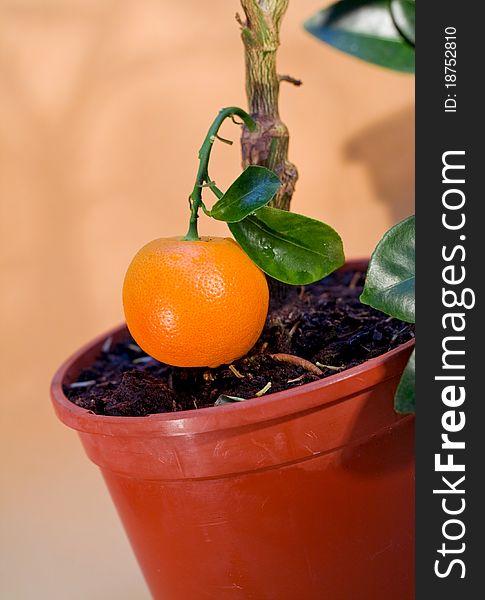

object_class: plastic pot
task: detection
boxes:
[51,261,415,600]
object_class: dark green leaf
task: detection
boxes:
[304,0,415,73]
[209,166,280,223]
[390,0,415,46]
[360,215,415,323]
[214,394,246,406]
[395,349,415,413]
[229,206,345,285]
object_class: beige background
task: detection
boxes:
[0,1,414,598]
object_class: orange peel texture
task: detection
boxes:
[123,237,269,368]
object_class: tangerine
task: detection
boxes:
[123,237,269,368]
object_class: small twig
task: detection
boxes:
[96,381,112,388]
[288,320,300,340]
[69,380,96,389]
[229,364,245,379]
[127,343,142,353]
[255,381,272,397]
[315,362,344,371]
[133,356,156,364]
[101,337,112,353]
[391,327,408,344]
[349,271,362,290]
[167,372,174,389]
[287,374,305,384]
[278,74,302,86]
[270,353,323,376]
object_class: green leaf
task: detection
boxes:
[304,0,415,73]
[209,166,280,223]
[229,206,345,285]
[395,349,415,413]
[390,0,415,46]
[361,215,415,323]
[214,394,246,406]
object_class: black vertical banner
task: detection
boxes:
[417,1,483,598]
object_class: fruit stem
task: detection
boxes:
[184,107,256,241]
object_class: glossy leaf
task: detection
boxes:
[360,215,415,323]
[209,166,280,223]
[229,206,345,285]
[304,0,415,73]
[390,0,415,45]
[395,349,415,413]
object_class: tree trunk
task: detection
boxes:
[238,0,299,211]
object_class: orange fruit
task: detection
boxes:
[123,237,269,367]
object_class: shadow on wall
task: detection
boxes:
[344,105,415,224]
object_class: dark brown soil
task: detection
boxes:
[65,270,414,416]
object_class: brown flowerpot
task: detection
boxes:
[51,261,415,600]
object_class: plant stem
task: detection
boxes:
[238,0,298,210]
[184,107,256,241]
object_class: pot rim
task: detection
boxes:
[51,258,415,437]
[51,326,414,437]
